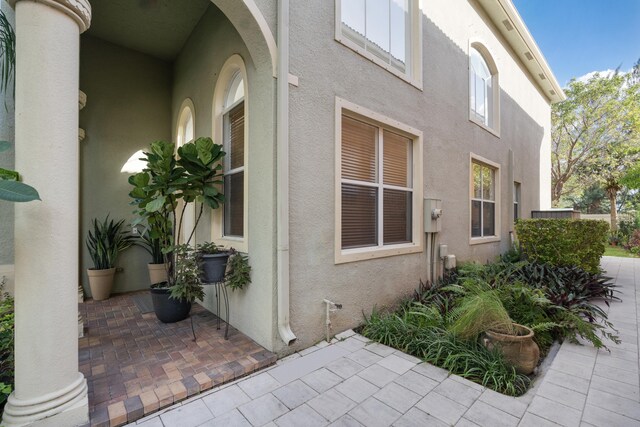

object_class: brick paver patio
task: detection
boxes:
[79,291,276,427]
[124,256,640,426]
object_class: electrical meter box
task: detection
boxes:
[424,199,442,233]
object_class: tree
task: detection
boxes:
[551,69,640,230]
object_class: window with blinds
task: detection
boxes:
[471,161,496,238]
[223,72,245,238]
[341,115,413,250]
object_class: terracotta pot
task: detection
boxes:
[485,323,540,374]
[87,268,116,301]
[147,263,168,285]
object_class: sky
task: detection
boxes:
[513,0,639,87]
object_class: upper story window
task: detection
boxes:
[469,45,499,134]
[177,105,194,146]
[335,98,423,264]
[514,182,521,222]
[222,71,245,238]
[336,0,422,88]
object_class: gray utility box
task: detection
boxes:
[424,199,442,233]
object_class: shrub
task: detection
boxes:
[0,278,14,415]
[515,219,609,274]
[627,229,640,252]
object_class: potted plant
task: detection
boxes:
[85,216,134,300]
[150,244,204,323]
[135,225,167,285]
[449,281,540,374]
[197,242,231,283]
[129,138,226,322]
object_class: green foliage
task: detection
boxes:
[0,141,40,203]
[86,216,134,270]
[134,225,164,264]
[129,138,225,288]
[448,281,515,339]
[196,241,222,255]
[551,70,640,206]
[0,10,14,96]
[362,304,530,396]
[167,244,204,303]
[225,251,251,292]
[515,219,609,274]
[0,278,14,414]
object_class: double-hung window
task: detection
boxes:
[514,182,521,222]
[337,99,423,263]
[337,0,421,86]
[471,160,498,239]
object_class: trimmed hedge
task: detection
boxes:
[515,219,608,274]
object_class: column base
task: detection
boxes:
[1,373,88,427]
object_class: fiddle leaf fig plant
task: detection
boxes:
[128,137,225,301]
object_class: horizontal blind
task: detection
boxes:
[224,171,244,237]
[383,189,411,244]
[341,183,377,249]
[229,101,245,170]
[383,130,411,187]
[342,116,377,182]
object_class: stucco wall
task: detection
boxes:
[79,36,172,296]
[0,0,15,293]
[172,5,277,351]
[285,0,551,349]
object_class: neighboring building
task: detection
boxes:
[2,0,564,425]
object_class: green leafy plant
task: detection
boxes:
[225,250,251,291]
[362,304,530,396]
[0,141,39,202]
[515,219,609,273]
[448,280,515,339]
[196,241,222,255]
[0,277,14,414]
[134,225,164,264]
[0,10,14,96]
[128,138,225,296]
[86,216,134,270]
[168,244,205,303]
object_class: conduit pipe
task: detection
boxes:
[276,0,297,345]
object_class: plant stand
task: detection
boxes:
[199,280,230,340]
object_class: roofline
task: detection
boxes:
[477,0,567,103]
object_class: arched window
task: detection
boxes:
[222,72,245,238]
[212,55,248,251]
[469,45,499,131]
[177,101,196,245]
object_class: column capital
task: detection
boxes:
[10,0,92,32]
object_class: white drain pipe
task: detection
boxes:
[276,0,296,345]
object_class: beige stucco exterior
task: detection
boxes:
[2,0,563,423]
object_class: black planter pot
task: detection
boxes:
[150,287,191,323]
[200,252,231,283]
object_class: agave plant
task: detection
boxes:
[86,216,134,270]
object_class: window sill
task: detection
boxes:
[335,242,423,264]
[469,117,500,138]
[469,236,500,246]
[214,236,247,254]
[335,36,423,91]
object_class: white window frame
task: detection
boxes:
[211,55,249,253]
[335,97,423,264]
[514,181,521,222]
[176,99,197,246]
[469,153,501,245]
[335,0,423,89]
[468,41,500,137]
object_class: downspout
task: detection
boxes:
[276,0,297,345]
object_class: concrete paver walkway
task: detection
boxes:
[126,256,640,427]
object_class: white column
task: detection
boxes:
[2,1,91,426]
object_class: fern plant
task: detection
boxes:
[225,250,251,291]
